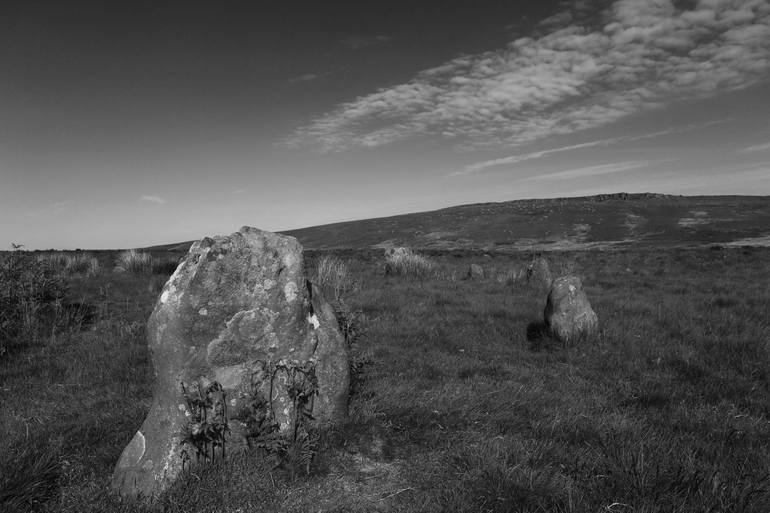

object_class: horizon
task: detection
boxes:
[3,0,770,250]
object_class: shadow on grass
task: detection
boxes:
[526,320,553,351]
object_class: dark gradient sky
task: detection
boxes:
[2,0,769,249]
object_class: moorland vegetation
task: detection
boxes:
[1,243,769,512]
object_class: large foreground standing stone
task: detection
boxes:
[112,227,349,499]
[544,275,598,344]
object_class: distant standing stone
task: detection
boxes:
[544,275,598,344]
[111,227,349,499]
[527,257,552,287]
[467,263,485,280]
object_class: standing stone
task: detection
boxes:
[466,263,485,280]
[527,256,552,287]
[544,275,598,344]
[112,227,349,499]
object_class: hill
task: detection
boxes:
[147,193,770,252]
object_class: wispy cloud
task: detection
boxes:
[287,0,770,152]
[459,138,623,175]
[739,141,770,153]
[341,35,391,50]
[140,195,167,204]
[26,201,74,218]
[231,189,246,194]
[289,71,333,84]
[524,160,653,181]
[458,120,730,175]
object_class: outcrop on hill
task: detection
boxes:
[544,275,598,344]
[112,227,349,499]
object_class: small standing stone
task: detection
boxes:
[466,263,485,280]
[544,275,598,344]
[527,257,552,287]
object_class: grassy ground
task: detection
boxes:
[1,246,769,512]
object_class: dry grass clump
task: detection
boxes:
[37,252,101,277]
[36,252,69,271]
[65,253,100,277]
[384,247,436,278]
[313,254,358,301]
[312,254,365,347]
[114,249,152,274]
[496,266,526,286]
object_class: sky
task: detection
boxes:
[2,0,770,249]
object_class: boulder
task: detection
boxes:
[466,263,485,280]
[544,275,598,344]
[112,227,349,499]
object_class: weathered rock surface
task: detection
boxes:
[466,263,485,280]
[112,227,349,499]
[544,275,598,344]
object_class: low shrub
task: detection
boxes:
[384,247,436,279]
[0,246,67,355]
[114,249,152,274]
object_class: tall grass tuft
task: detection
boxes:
[36,252,101,277]
[114,249,152,274]
[384,247,436,279]
[312,255,364,347]
[496,266,526,286]
[65,253,100,277]
[313,254,357,302]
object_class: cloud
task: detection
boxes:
[287,0,770,152]
[26,201,74,218]
[523,160,653,181]
[341,35,391,50]
[739,141,770,153]
[140,195,167,204]
[289,71,332,84]
[231,189,246,194]
[459,138,624,175]
[459,119,730,175]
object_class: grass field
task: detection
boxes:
[1,245,769,512]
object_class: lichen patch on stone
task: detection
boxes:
[283,281,298,302]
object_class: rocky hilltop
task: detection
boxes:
[148,193,770,253]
